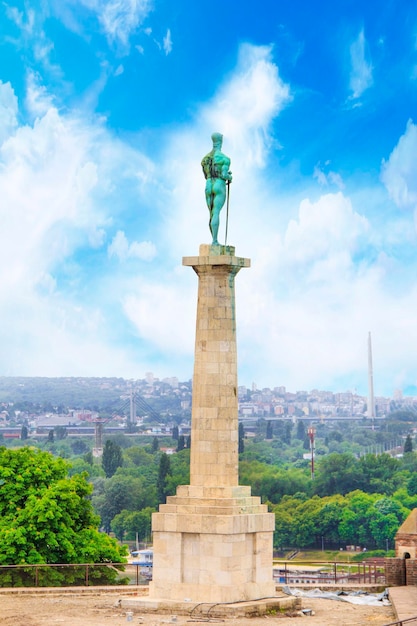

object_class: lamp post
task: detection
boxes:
[307,426,316,480]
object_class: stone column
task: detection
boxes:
[184,244,249,488]
[149,244,275,603]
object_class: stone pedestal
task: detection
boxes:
[149,245,275,603]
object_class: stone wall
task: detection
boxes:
[385,558,406,586]
[406,559,417,586]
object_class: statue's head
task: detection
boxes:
[211,132,223,147]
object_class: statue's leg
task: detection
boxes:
[210,183,226,245]
[205,183,215,240]
[211,206,220,245]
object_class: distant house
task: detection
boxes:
[160,447,176,455]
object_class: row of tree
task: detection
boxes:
[4,434,417,571]
[272,490,414,550]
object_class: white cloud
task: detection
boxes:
[282,193,369,271]
[108,230,157,261]
[163,28,172,55]
[381,120,417,212]
[123,277,194,355]
[313,163,345,189]
[349,28,373,100]
[73,0,153,48]
[25,71,55,118]
[203,43,291,167]
[0,81,18,145]
[5,4,64,80]
[153,43,291,262]
[5,5,36,36]
[0,79,157,376]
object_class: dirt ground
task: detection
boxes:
[0,592,395,626]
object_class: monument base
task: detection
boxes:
[149,485,275,603]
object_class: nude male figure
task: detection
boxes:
[201,133,232,245]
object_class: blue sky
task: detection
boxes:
[1,0,417,397]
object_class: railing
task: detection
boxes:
[0,563,150,587]
[0,559,386,588]
[273,559,386,586]
[383,618,417,626]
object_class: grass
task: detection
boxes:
[274,549,364,562]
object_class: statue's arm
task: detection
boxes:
[221,159,232,182]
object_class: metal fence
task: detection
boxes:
[0,559,387,589]
[273,559,386,586]
[0,563,150,587]
[385,615,417,626]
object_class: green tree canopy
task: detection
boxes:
[102,439,123,478]
[404,434,414,454]
[157,453,172,504]
[0,446,126,566]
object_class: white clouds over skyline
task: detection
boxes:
[1,0,417,397]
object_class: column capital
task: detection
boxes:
[183,243,250,269]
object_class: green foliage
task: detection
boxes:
[404,434,413,454]
[240,460,310,503]
[157,452,172,504]
[102,439,123,478]
[93,474,156,532]
[238,422,245,453]
[111,507,155,541]
[313,453,362,496]
[271,488,410,550]
[296,420,305,440]
[0,446,127,584]
[54,426,67,440]
[70,438,90,456]
[283,422,292,445]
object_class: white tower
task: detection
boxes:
[367,331,376,427]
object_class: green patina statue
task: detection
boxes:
[201,132,232,246]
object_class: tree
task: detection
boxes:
[266,421,273,440]
[47,429,54,443]
[152,436,159,452]
[93,474,156,532]
[404,435,413,454]
[177,435,185,452]
[296,420,305,440]
[102,440,123,478]
[0,446,127,582]
[172,425,179,440]
[111,507,155,542]
[238,422,245,453]
[358,453,401,494]
[283,422,292,445]
[54,426,67,440]
[313,453,363,496]
[20,425,28,440]
[157,453,172,504]
[70,438,89,455]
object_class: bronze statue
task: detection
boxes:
[201,133,232,245]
